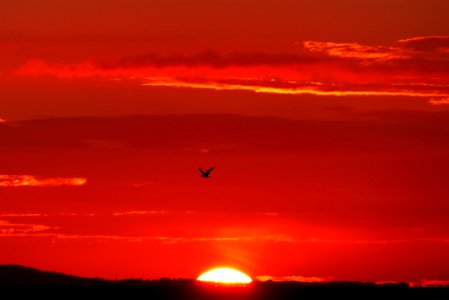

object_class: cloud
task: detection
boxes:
[303,41,398,59]
[256,212,280,217]
[0,175,87,187]
[13,36,449,103]
[0,213,44,217]
[429,97,449,106]
[255,275,331,283]
[112,210,195,216]
[0,212,96,217]
[0,220,54,234]
[306,35,449,60]
[417,279,449,287]
[0,210,279,218]
[2,225,449,246]
[141,77,446,98]
[1,114,449,154]
[0,231,297,244]
[398,36,449,54]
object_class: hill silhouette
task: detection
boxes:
[0,265,445,299]
[0,264,108,286]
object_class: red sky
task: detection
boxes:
[1,0,449,284]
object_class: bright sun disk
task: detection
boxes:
[197,267,252,284]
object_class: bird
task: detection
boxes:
[199,167,215,178]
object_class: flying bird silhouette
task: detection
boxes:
[199,167,215,178]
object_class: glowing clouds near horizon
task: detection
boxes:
[197,267,252,285]
[0,175,87,187]
[13,35,449,105]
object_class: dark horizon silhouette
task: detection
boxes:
[0,264,413,287]
[0,265,449,300]
[1,264,448,299]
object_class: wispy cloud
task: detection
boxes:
[0,212,96,217]
[0,210,280,218]
[256,275,331,283]
[398,36,449,55]
[416,279,449,287]
[303,41,399,59]
[0,220,54,234]
[0,231,297,244]
[429,97,449,106]
[13,36,449,103]
[0,213,45,217]
[112,210,195,216]
[256,212,280,217]
[2,226,449,246]
[305,35,449,60]
[141,77,446,99]
[0,175,87,187]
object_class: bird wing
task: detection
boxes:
[204,167,215,175]
[199,168,206,175]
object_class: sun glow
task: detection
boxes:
[197,267,252,285]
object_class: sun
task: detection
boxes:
[197,267,252,284]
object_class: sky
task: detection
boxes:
[1,0,449,284]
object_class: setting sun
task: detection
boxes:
[197,267,252,284]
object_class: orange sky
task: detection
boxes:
[1,0,449,284]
